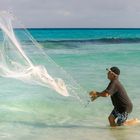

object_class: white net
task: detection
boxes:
[0,11,88,102]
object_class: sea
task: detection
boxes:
[0,28,140,140]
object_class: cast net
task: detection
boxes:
[0,11,87,102]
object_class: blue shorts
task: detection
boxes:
[110,108,128,126]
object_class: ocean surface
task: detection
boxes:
[0,28,140,140]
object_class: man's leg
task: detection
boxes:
[108,114,116,127]
[123,118,140,126]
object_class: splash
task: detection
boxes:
[0,11,68,96]
[0,11,88,103]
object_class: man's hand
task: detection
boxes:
[89,91,99,101]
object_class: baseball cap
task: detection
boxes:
[106,66,120,75]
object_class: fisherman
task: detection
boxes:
[89,66,138,127]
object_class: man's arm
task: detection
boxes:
[89,90,110,101]
[96,90,110,97]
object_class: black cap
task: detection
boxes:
[110,66,120,75]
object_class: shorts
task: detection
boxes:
[110,108,128,126]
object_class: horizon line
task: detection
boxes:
[12,27,140,30]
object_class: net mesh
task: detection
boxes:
[0,11,88,102]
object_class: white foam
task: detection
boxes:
[0,11,69,96]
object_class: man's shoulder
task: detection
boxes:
[111,79,123,88]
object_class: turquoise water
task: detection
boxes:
[0,29,140,139]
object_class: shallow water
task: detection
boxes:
[0,29,140,139]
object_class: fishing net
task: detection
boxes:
[0,11,88,103]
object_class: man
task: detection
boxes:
[89,66,135,127]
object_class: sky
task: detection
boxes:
[0,0,140,28]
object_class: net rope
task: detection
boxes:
[0,11,88,104]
